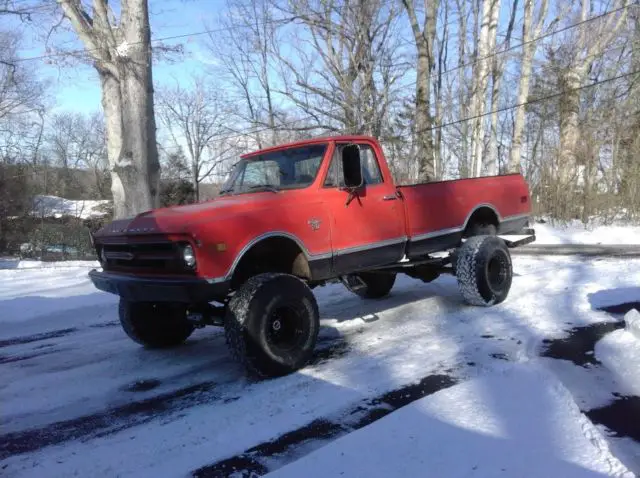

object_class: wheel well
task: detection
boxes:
[230,237,311,289]
[463,207,499,236]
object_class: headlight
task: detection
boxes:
[182,244,196,268]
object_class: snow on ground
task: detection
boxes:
[595,312,640,397]
[533,219,640,245]
[1,255,640,477]
[0,258,100,270]
[267,363,632,478]
[0,264,115,336]
[32,195,110,219]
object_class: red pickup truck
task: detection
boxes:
[90,135,535,377]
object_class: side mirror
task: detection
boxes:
[341,144,363,189]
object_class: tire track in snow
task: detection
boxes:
[0,337,351,460]
[539,320,640,472]
[192,374,459,477]
[0,328,78,348]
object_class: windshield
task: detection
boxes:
[220,144,327,195]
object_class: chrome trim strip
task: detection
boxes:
[500,213,530,223]
[410,207,528,243]
[309,252,333,261]
[410,226,463,243]
[206,231,331,284]
[334,236,408,256]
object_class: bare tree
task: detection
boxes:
[486,0,518,175]
[470,0,501,178]
[455,0,470,178]
[157,76,235,201]
[0,30,44,122]
[209,0,282,149]
[553,0,628,218]
[432,0,450,179]
[57,0,160,219]
[508,0,549,173]
[272,0,406,138]
[401,0,440,181]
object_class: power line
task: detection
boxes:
[7,2,635,66]
[180,5,636,146]
[6,67,638,181]
[9,16,297,64]
[394,3,636,95]
[405,67,640,136]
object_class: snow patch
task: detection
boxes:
[32,195,111,220]
[0,260,100,270]
[534,220,640,246]
[588,288,640,312]
[267,363,633,478]
[624,309,640,340]
[595,313,640,397]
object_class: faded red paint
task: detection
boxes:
[93,135,531,281]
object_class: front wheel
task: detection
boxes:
[224,273,320,378]
[455,235,513,306]
[119,300,194,348]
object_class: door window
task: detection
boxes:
[323,144,383,187]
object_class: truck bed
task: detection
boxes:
[398,174,531,258]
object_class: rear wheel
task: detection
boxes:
[455,235,512,306]
[346,272,396,299]
[119,300,194,348]
[224,273,319,378]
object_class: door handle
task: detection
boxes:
[382,194,398,201]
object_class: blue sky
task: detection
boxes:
[12,0,225,115]
[9,0,567,118]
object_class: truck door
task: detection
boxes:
[322,142,406,275]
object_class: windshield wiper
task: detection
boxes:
[248,184,280,193]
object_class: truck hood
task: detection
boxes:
[97,193,276,237]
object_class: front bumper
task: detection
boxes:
[88,269,230,303]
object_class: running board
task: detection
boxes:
[340,274,367,292]
[498,229,536,248]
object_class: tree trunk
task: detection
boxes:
[456,0,469,178]
[509,0,548,173]
[192,163,200,203]
[58,0,160,219]
[470,0,500,177]
[415,45,436,180]
[402,0,440,182]
[487,0,517,176]
[117,0,160,217]
[557,68,583,187]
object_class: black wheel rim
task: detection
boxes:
[487,254,508,290]
[266,305,307,352]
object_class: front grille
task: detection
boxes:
[100,242,191,274]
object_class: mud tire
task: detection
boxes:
[224,273,319,378]
[455,235,512,306]
[119,300,194,348]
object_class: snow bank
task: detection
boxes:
[588,288,640,312]
[32,195,111,219]
[533,220,640,245]
[0,259,100,270]
[624,309,640,340]
[267,364,632,478]
[0,266,114,329]
[595,310,640,397]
